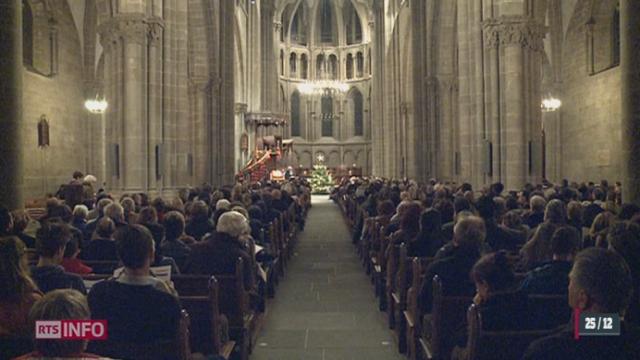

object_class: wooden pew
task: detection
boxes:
[463,304,555,360]
[386,243,401,330]
[527,294,571,330]
[372,225,390,311]
[175,259,254,360]
[175,275,235,359]
[391,244,410,354]
[419,275,473,360]
[404,257,432,360]
[82,260,121,274]
[88,310,191,360]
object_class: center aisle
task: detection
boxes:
[252,196,404,360]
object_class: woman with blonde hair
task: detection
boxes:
[0,236,43,337]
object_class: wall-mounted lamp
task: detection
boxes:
[541,97,562,112]
[85,98,108,114]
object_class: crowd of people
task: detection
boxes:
[334,177,640,359]
[0,175,311,359]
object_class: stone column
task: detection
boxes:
[0,0,23,209]
[483,22,501,181]
[147,19,164,191]
[219,0,236,184]
[621,0,640,204]
[121,19,148,192]
[260,1,277,112]
[502,21,527,190]
[483,17,544,191]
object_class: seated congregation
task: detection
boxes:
[336,178,640,360]
[0,177,311,360]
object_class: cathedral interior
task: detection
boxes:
[2,2,640,360]
[1,0,638,207]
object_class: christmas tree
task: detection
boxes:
[310,158,334,194]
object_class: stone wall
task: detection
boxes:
[22,0,86,198]
[560,1,622,182]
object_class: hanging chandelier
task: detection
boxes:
[541,97,562,112]
[298,81,349,95]
[297,48,349,95]
[84,98,108,114]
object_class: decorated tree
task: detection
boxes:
[310,155,334,194]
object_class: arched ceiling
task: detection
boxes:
[276,0,372,19]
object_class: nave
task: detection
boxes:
[253,196,403,360]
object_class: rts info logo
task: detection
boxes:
[35,320,108,340]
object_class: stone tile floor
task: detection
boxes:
[252,196,404,360]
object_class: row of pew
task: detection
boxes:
[22,202,305,360]
[338,195,572,360]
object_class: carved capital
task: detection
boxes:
[483,17,546,51]
[120,20,148,44]
[189,77,212,93]
[235,103,248,115]
[147,19,164,45]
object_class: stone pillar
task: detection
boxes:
[148,19,164,191]
[0,0,23,209]
[260,1,277,112]
[621,0,640,204]
[502,23,527,190]
[484,23,501,181]
[121,20,148,192]
[219,0,236,185]
[483,17,544,191]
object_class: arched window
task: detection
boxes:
[319,0,334,44]
[352,89,364,136]
[587,1,621,75]
[289,53,297,77]
[356,52,364,78]
[291,91,301,137]
[316,54,325,79]
[612,4,620,66]
[344,1,363,45]
[23,0,33,67]
[300,54,308,79]
[328,54,338,80]
[291,3,307,45]
[368,49,372,75]
[346,54,354,79]
[280,50,284,75]
[321,92,333,137]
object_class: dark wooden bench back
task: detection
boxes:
[88,310,190,360]
[466,304,555,360]
[214,258,248,327]
[528,294,571,329]
[430,275,473,359]
[83,260,121,274]
[178,276,226,356]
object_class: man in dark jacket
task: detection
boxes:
[476,196,516,251]
[31,221,86,294]
[520,226,579,295]
[88,225,181,359]
[419,216,485,312]
[523,248,640,359]
[184,211,255,291]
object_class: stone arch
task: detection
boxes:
[343,151,356,167]
[328,151,340,168]
[300,151,313,168]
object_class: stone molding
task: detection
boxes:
[482,17,545,51]
[98,15,166,47]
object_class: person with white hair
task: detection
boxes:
[523,195,546,230]
[418,216,486,313]
[184,211,255,291]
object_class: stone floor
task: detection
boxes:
[252,196,404,360]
